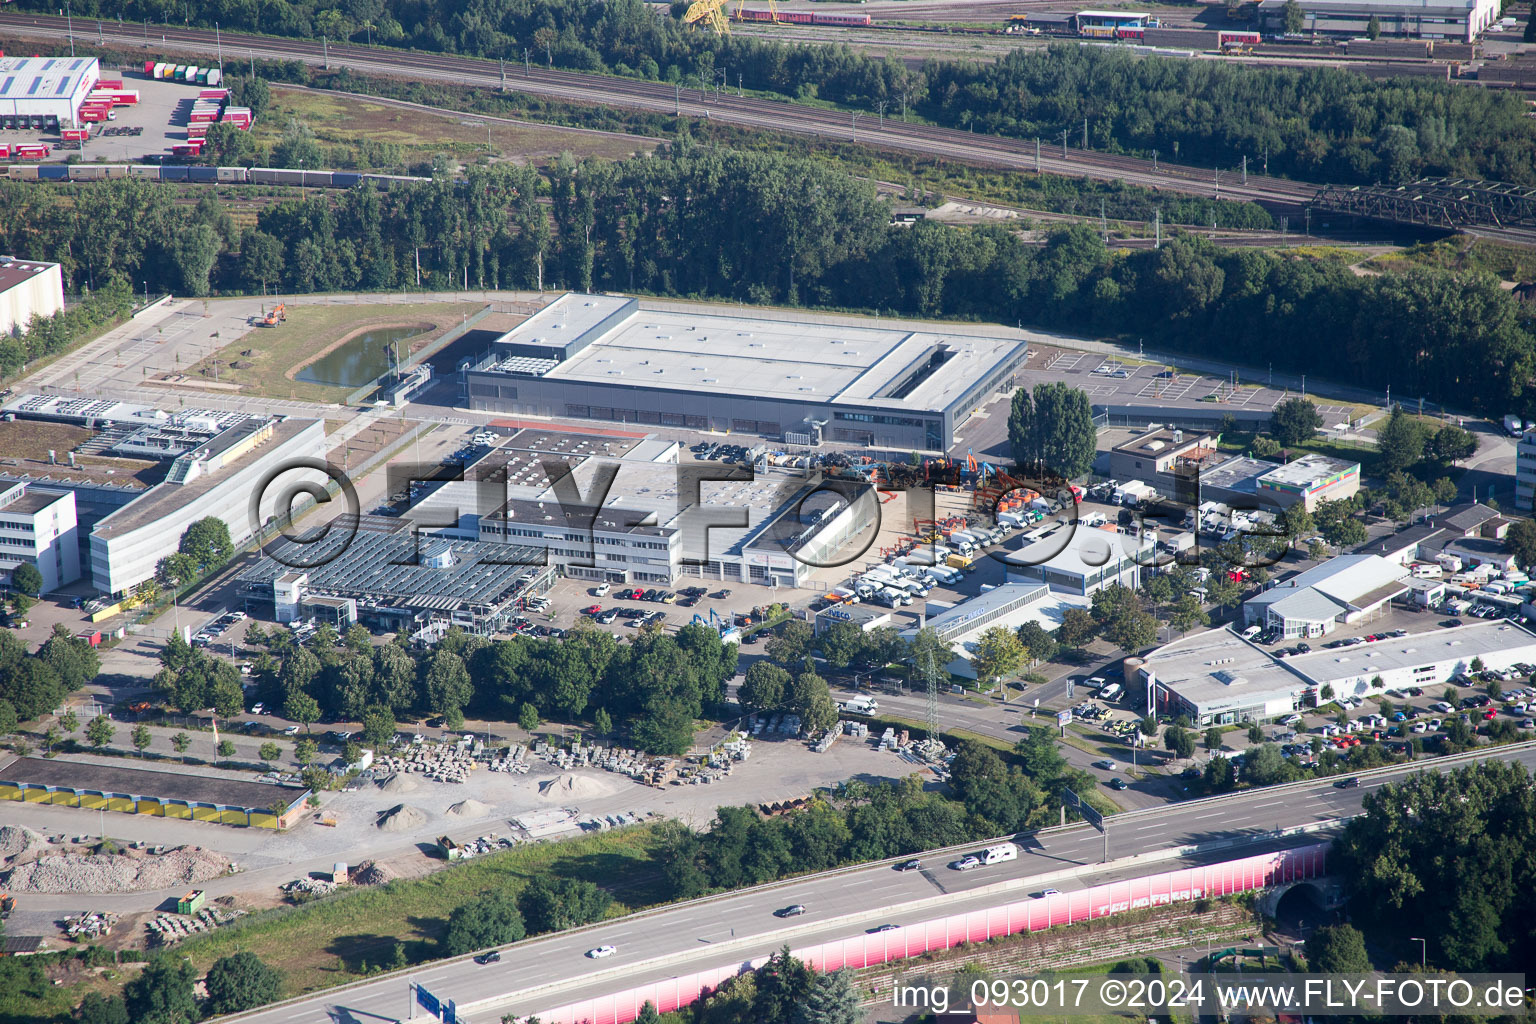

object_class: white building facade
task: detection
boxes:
[0,483,79,593]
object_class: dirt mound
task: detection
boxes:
[376,804,429,832]
[445,798,493,819]
[378,773,420,794]
[0,825,46,862]
[537,773,618,801]
[4,846,230,894]
[352,860,397,886]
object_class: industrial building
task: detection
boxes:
[0,482,80,593]
[2,394,329,596]
[1243,554,1408,638]
[239,515,553,634]
[1256,0,1498,40]
[1140,619,1536,725]
[1253,453,1360,512]
[1004,522,1144,597]
[0,755,310,830]
[459,294,1029,452]
[0,256,65,337]
[902,582,1082,679]
[0,56,101,127]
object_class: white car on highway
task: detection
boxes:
[586,945,617,959]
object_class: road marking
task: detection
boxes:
[1193,811,1225,819]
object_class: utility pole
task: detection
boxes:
[97,18,102,43]
[1154,208,1161,248]
[674,82,680,116]
[65,3,75,57]
[923,647,940,746]
[1035,137,1041,173]
[322,36,329,70]
[851,112,858,142]
[1152,149,1158,172]
[500,58,506,90]
[1242,154,1247,185]
[1083,117,1088,150]
[524,48,530,76]
[1264,145,1269,175]
[1100,198,1107,241]
[1060,129,1069,159]
[215,22,223,77]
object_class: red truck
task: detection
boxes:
[14,144,48,159]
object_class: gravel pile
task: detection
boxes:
[378,773,420,794]
[376,804,429,832]
[538,773,618,800]
[5,846,231,894]
[0,825,47,862]
[445,798,492,819]
[352,860,397,886]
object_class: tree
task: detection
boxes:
[971,626,1025,683]
[1366,13,1381,38]
[59,709,77,735]
[11,562,42,597]
[178,516,233,569]
[1015,620,1058,666]
[1507,518,1536,572]
[1013,381,1097,479]
[86,715,114,750]
[124,953,199,1024]
[817,621,863,671]
[1057,608,1098,650]
[1308,539,1329,561]
[259,741,281,763]
[425,650,473,722]
[361,703,396,748]
[1247,722,1263,745]
[790,968,862,1024]
[1270,398,1323,447]
[1306,923,1371,973]
[1204,726,1224,752]
[765,620,814,667]
[740,661,791,713]
[294,738,318,765]
[518,877,613,933]
[203,952,283,1015]
[1203,754,1236,792]
[593,708,613,739]
[1280,503,1315,542]
[1164,725,1196,760]
[132,724,152,758]
[77,993,130,1024]
[171,731,191,761]
[518,701,540,733]
[1376,405,1431,474]
[1282,0,1305,32]
[1428,424,1477,465]
[442,890,526,955]
[218,739,236,762]
[284,691,321,733]
[0,698,17,736]
[634,1003,662,1024]
[1168,594,1209,635]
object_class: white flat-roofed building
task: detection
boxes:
[0,56,100,124]
[1243,554,1408,638]
[1255,454,1360,512]
[0,257,65,337]
[0,482,79,593]
[1139,619,1536,725]
[901,582,1083,679]
[1256,0,1496,40]
[1004,523,1144,597]
[460,293,1029,451]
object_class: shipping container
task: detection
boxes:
[99,78,123,89]
[142,61,156,75]
[332,172,362,187]
[186,165,217,181]
[16,144,49,158]
[198,89,228,101]
[206,68,222,86]
[215,166,248,182]
[160,166,189,181]
[37,165,67,179]
[60,128,88,141]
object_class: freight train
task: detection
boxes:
[734,8,874,26]
[0,163,428,188]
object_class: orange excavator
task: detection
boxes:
[258,302,287,327]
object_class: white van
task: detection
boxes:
[1240,625,1262,640]
[980,842,1018,865]
[1098,681,1124,702]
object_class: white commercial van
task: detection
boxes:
[1098,681,1124,702]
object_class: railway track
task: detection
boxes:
[0,12,1315,210]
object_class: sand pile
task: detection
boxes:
[0,825,47,862]
[538,773,618,800]
[378,773,420,794]
[376,804,429,832]
[446,798,493,819]
[352,860,397,886]
[5,846,230,894]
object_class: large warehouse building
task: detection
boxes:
[0,257,66,337]
[1256,0,1498,40]
[459,294,1029,452]
[0,56,101,125]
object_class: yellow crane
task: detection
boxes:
[682,0,779,35]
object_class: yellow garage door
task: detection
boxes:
[219,808,247,826]
[136,799,165,816]
[164,801,192,819]
[106,795,135,813]
[248,810,278,830]
[192,804,220,822]
[80,791,107,809]
[0,781,22,800]
[23,786,50,803]
[50,790,80,807]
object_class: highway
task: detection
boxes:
[1,13,1317,210]
[221,743,1536,1024]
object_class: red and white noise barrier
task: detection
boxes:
[532,842,1329,1024]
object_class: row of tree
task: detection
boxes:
[31,0,1536,184]
[77,951,281,1024]
[208,618,738,755]
[1,149,1532,412]
[0,625,101,726]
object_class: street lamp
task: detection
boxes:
[1409,936,1426,968]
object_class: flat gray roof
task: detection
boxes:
[0,755,305,811]
[1289,619,1536,678]
[489,295,1027,415]
[0,57,97,101]
[1258,453,1358,488]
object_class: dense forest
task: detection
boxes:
[0,146,1529,413]
[28,0,1536,184]
[1332,760,1536,972]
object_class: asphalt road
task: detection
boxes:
[223,742,1536,1024]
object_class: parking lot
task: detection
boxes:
[12,73,214,163]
